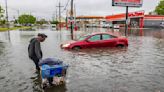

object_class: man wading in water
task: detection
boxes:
[28,33,47,71]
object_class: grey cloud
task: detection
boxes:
[0,0,160,20]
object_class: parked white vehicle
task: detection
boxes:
[86,23,98,27]
[102,23,112,28]
[113,24,120,29]
[160,22,164,28]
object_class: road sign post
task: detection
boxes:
[112,0,143,36]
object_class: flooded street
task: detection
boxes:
[0,28,164,92]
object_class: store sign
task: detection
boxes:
[69,17,74,20]
[67,17,75,23]
[112,0,143,7]
[128,11,144,17]
[105,11,144,21]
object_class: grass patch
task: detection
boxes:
[0,26,32,31]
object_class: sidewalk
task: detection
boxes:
[0,26,32,31]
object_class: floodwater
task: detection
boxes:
[0,27,164,92]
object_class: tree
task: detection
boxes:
[51,20,59,25]
[36,19,48,25]
[0,6,4,19]
[0,5,5,25]
[155,0,164,15]
[18,14,36,25]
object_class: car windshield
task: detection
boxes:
[78,35,89,41]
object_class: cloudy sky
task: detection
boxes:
[0,0,160,20]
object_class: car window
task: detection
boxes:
[102,34,117,40]
[88,35,101,41]
[78,35,89,41]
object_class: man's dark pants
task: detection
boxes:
[30,57,40,71]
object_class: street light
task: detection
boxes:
[5,0,10,41]
[5,0,8,22]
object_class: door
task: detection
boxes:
[85,34,102,48]
[101,34,117,47]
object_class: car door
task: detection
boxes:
[85,34,102,48]
[101,34,117,47]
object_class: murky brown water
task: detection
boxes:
[0,28,164,92]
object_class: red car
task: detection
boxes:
[61,32,128,50]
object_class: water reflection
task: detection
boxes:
[19,28,36,31]
[127,28,164,38]
[0,42,5,55]
[44,84,67,92]
[30,73,42,92]
[0,31,10,42]
[71,47,128,58]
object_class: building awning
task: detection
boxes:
[76,16,104,19]
[105,11,144,21]
[144,15,164,20]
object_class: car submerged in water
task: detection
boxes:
[61,32,128,50]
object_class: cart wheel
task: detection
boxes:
[42,83,47,89]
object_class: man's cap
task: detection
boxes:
[38,33,47,38]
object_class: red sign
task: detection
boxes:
[112,0,142,7]
[128,11,144,17]
[106,11,144,21]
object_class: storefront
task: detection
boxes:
[105,11,144,29]
[105,11,164,28]
[75,16,104,28]
[144,15,164,28]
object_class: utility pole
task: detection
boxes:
[55,9,58,30]
[56,2,63,31]
[56,9,58,21]
[74,4,76,28]
[17,10,19,24]
[125,6,129,36]
[5,0,10,41]
[17,10,19,17]
[5,0,8,23]
[70,0,74,40]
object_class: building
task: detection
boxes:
[105,11,164,28]
[144,15,164,28]
[75,16,104,28]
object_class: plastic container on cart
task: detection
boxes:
[41,64,68,78]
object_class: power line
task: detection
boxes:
[70,0,74,40]
[61,0,71,14]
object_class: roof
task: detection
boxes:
[106,11,144,21]
[76,16,104,19]
[144,15,164,20]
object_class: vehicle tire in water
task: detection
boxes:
[72,46,81,51]
[116,44,124,48]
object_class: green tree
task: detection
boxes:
[36,19,48,25]
[18,14,36,25]
[155,0,164,15]
[0,6,4,19]
[0,5,5,25]
[51,20,59,25]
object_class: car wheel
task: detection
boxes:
[72,46,81,51]
[116,44,124,48]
